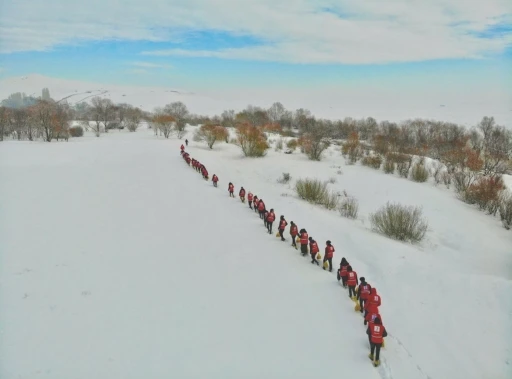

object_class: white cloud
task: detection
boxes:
[129,61,173,69]
[127,68,149,75]
[0,0,511,64]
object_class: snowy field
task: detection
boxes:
[1,128,511,379]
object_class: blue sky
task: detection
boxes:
[0,0,511,94]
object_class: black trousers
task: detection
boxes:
[267,222,273,233]
[301,244,308,255]
[259,211,264,219]
[249,201,252,209]
[341,275,347,287]
[278,229,284,240]
[310,253,319,265]
[349,285,356,297]
[370,343,382,361]
[323,257,332,271]
[359,298,366,313]
[229,191,234,197]
[291,235,297,247]
[213,182,217,187]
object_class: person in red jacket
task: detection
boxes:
[346,265,359,299]
[180,144,184,151]
[364,288,382,320]
[228,182,235,197]
[366,317,387,367]
[289,221,298,249]
[338,257,349,287]
[323,240,334,272]
[365,309,382,329]
[266,209,275,233]
[299,229,308,256]
[253,196,259,213]
[357,277,372,314]
[308,237,320,265]
[201,167,209,180]
[247,192,254,209]
[239,187,246,202]
[257,199,266,219]
[278,215,287,241]
[212,174,219,187]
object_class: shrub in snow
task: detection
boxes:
[69,126,84,137]
[234,123,269,157]
[327,177,337,184]
[453,170,478,194]
[463,175,505,214]
[286,139,298,151]
[431,161,444,185]
[338,194,359,219]
[298,132,330,161]
[383,157,395,174]
[323,191,340,210]
[342,132,362,164]
[442,172,452,188]
[152,114,176,138]
[194,124,229,149]
[362,155,382,169]
[295,178,329,204]
[410,162,429,182]
[275,138,284,151]
[499,191,512,230]
[277,173,291,184]
[370,202,428,243]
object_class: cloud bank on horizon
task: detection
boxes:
[0,0,511,64]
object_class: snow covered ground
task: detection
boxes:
[1,127,511,379]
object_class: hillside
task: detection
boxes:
[1,74,511,127]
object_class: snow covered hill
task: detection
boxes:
[1,74,511,127]
[0,129,511,379]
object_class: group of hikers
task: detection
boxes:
[179,143,387,367]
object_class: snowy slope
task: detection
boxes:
[1,74,511,127]
[1,129,511,379]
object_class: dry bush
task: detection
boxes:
[298,128,331,161]
[152,114,176,138]
[362,155,382,169]
[410,162,429,182]
[430,161,444,185]
[323,191,340,210]
[397,158,412,178]
[235,123,269,157]
[295,179,328,204]
[287,139,298,150]
[499,191,512,230]
[327,177,337,184]
[452,169,480,194]
[342,131,363,164]
[194,124,229,149]
[69,126,84,137]
[442,172,452,188]
[277,172,292,184]
[338,194,359,219]
[275,138,284,151]
[464,176,505,213]
[370,202,428,243]
[383,157,395,174]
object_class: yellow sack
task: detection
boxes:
[355,285,359,293]
[316,253,321,259]
[323,261,329,269]
[296,237,300,242]
[355,303,361,312]
[382,339,385,348]
[276,232,280,237]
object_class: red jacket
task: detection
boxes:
[258,201,265,211]
[325,245,334,258]
[365,310,382,325]
[228,184,234,192]
[239,189,245,197]
[248,193,253,201]
[368,323,387,344]
[212,175,218,182]
[180,145,184,150]
[267,212,275,222]
[290,225,298,236]
[339,264,348,277]
[366,288,381,308]
[358,283,372,300]
[279,219,287,230]
[347,271,358,286]
[300,232,308,245]
[310,241,319,253]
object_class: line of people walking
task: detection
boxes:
[179,145,387,367]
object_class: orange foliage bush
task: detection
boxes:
[465,175,505,212]
[235,123,269,157]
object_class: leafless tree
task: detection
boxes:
[164,102,189,138]
[91,97,115,133]
[0,106,9,141]
[125,106,143,132]
[221,110,236,128]
[477,116,512,176]
[34,100,56,142]
[268,102,286,124]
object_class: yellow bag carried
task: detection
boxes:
[355,303,361,312]
[323,261,329,269]
[316,253,321,259]
[276,232,280,237]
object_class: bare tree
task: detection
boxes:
[268,102,286,124]
[163,102,188,139]
[153,113,176,138]
[301,122,331,161]
[193,124,229,149]
[34,100,56,142]
[91,97,115,133]
[477,117,511,176]
[0,106,9,141]
[125,106,143,132]
[52,103,71,141]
